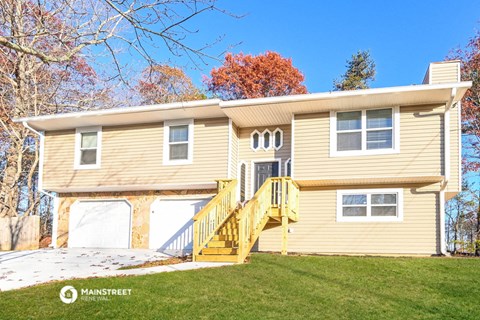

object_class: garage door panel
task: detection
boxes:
[69,201,131,249]
[149,198,211,256]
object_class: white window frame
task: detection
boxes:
[163,119,194,165]
[261,129,272,151]
[284,158,291,176]
[273,128,284,150]
[336,188,403,222]
[237,161,248,202]
[330,106,400,157]
[250,130,261,152]
[74,126,102,170]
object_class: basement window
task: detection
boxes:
[336,189,403,222]
[74,126,102,169]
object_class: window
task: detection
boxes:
[74,127,102,169]
[337,189,403,222]
[330,107,399,156]
[273,128,283,150]
[262,129,272,150]
[164,119,193,165]
[250,128,283,151]
[238,162,247,202]
[285,158,291,177]
[251,130,261,151]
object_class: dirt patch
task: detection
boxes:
[39,236,51,248]
[118,256,191,270]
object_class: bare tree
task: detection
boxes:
[0,0,234,219]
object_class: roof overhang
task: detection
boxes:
[14,99,224,131]
[296,176,444,189]
[220,82,471,127]
[14,81,471,130]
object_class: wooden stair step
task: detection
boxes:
[195,254,239,263]
[208,240,236,248]
[219,229,239,235]
[213,235,238,241]
[202,247,238,255]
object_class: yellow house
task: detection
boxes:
[15,60,470,262]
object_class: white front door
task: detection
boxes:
[69,200,132,248]
[149,198,211,256]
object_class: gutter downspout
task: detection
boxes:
[440,88,457,255]
[22,121,59,248]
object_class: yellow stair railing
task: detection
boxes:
[192,179,237,261]
[236,177,299,263]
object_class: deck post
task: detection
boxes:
[281,215,288,255]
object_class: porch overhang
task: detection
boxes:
[295,176,444,190]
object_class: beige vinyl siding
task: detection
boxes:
[230,122,239,179]
[447,103,460,194]
[238,125,291,197]
[429,62,460,84]
[43,118,229,190]
[257,188,439,255]
[294,105,444,180]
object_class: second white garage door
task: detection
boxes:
[149,197,211,256]
[68,200,132,249]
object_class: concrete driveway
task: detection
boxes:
[0,248,230,291]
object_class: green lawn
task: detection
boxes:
[1,254,479,319]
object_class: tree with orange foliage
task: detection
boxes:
[449,31,480,256]
[206,51,307,100]
[137,65,204,104]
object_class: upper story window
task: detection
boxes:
[251,128,284,152]
[330,107,399,157]
[164,119,193,165]
[74,126,102,170]
[337,188,403,222]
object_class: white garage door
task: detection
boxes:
[149,197,211,256]
[69,200,132,249]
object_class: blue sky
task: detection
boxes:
[148,0,480,93]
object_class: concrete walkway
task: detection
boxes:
[0,248,232,291]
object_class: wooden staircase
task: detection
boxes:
[193,177,300,263]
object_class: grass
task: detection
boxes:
[1,254,479,319]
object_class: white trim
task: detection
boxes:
[445,108,450,181]
[51,196,60,248]
[74,126,102,170]
[163,119,194,165]
[250,130,261,152]
[330,107,400,157]
[250,158,281,198]
[237,160,248,201]
[46,182,217,193]
[38,131,45,191]
[336,188,404,222]
[291,115,295,178]
[284,158,292,176]
[439,190,446,254]
[457,61,461,83]
[261,129,273,151]
[273,128,284,150]
[429,63,432,84]
[16,99,222,123]
[458,101,462,191]
[219,82,472,108]
[227,119,233,178]
[69,199,133,249]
